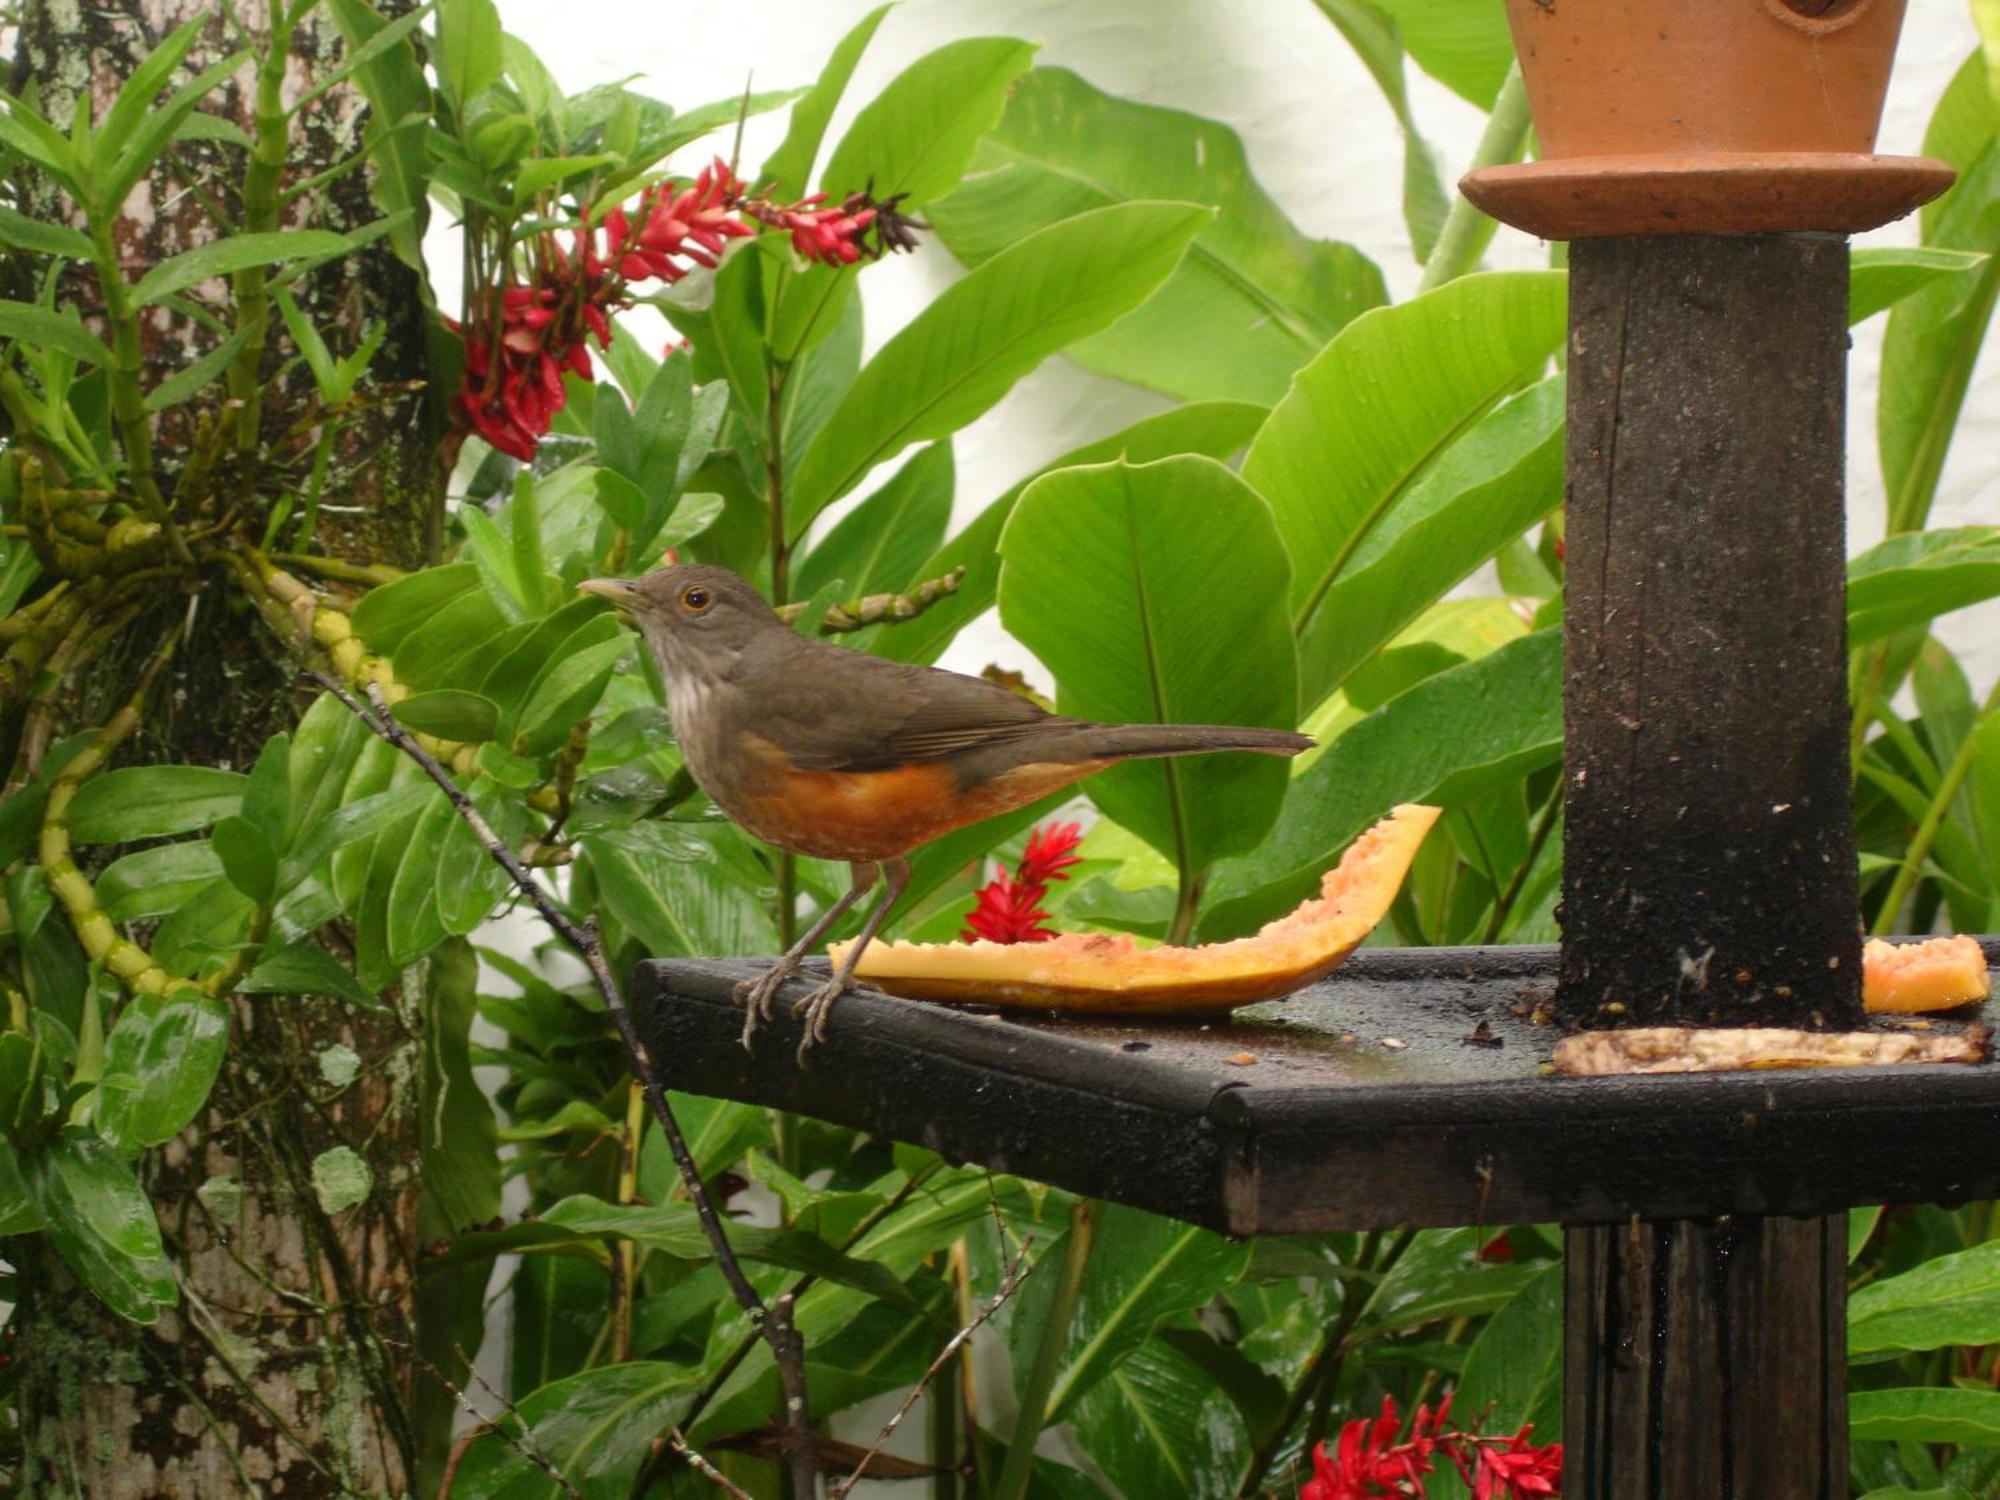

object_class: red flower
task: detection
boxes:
[1299,1397,1561,1500]
[961,821,1084,944]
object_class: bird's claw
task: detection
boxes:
[733,961,799,1049]
[790,977,851,1061]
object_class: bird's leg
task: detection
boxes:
[735,860,878,1049]
[793,855,911,1059]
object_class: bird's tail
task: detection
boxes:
[1072,723,1313,762]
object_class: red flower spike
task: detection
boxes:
[1300,1397,1561,1500]
[1019,822,1084,885]
[960,820,1083,945]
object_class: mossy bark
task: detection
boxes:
[9,3,437,1494]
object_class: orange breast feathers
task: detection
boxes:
[728,738,1109,864]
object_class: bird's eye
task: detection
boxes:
[679,585,712,613]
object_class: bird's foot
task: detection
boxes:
[733,959,803,1049]
[790,975,853,1061]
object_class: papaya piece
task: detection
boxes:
[1863,934,1992,1014]
[833,803,1440,1013]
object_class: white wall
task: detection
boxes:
[469,0,1996,688]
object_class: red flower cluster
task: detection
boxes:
[1300,1396,1561,1500]
[454,159,920,460]
[961,821,1084,944]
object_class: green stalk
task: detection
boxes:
[1416,62,1530,296]
[1167,862,1207,947]
[89,226,188,561]
[227,4,299,456]
[765,362,798,952]
[992,1198,1101,1500]
[1869,682,2000,935]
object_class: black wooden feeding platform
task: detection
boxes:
[636,943,2000,1240]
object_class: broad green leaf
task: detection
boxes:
[1880,56,2000,535]
[210,815,278,904]
[875,400,1269,666]
[1071,1336,1249,1496]
[392,688,500,742]
[391,589,510,689]
[761,3,892,198]
[1243,270,1566,706]
[276,779,434,906]
[1851,1388,2000,1447]
[1202,627,1562,938]
[1848,527,2000,646]
[242,730,291,849]
[325,0,433,268]
[239,940,375,1006]
[385,793,453,965]
[1311,0,1451,260]
[586,826,780,959]
[1358,1225,1543,1338]
[351,563,480,652]
[435,777,524,936]
[421,939,499,1230]
[511,625,626,756]
[96,841,222,924]
[0,1027,44,1136]
[449,1361,699,1500]
[510,152,615,207]
[786,199,1211,538]
[1029,1203,1250,1422]
[478,596,604,730]
[98,17,205,162]
[437,0,503,109]
[0,1140,45,1233]
[67,766,247,843]
[1851,247,1992,325]
[1001,456,1298,873]
[296,0,441,114]
[94,988,229,1151]
[1852,1241,2000,1355]
[1449,1262,1562,1444]
[0,203,92,260]
[27,1128,176,1323]
[10,864,85,1032]
[0,300,111,366]
[1370,0,1516,108]
[0,89,81,186]
[930,67,1386,404]
[795,441,953,604]
[1304,375,1562,698]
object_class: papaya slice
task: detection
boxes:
[1863,935,1992,1014]
[833,803,1441,1013]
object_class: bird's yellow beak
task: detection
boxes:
[578,577,638,610]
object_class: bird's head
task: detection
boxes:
[578,564,781,681]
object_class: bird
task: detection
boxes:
[580,564,1313,1053]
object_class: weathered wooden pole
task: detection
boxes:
[1556,232,1858,1497]
[1460,3,1954,1494]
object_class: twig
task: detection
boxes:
[311,671,820,1500]
[831,1239,1037,1499]
[408,1344,579,1500]
[671,1427,755,1500]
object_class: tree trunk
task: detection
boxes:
[10,3,437,1494]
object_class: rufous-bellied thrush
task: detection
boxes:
[581,565,1313,1051]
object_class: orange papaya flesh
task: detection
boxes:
[1863,935,1991,1014]
[831,803,1441,1014]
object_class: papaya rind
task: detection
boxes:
[833,803,1441,1012]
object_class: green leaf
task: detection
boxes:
[1202,628,1562,938]
[242,732,291,850]
[1369,0,1517,109]
[876,400,1269,667]
[67,766,248,843]
[1450,1262,1562,1442]
[1848,527,2000,646]
[435,777,523,936]
[96,841,222,924]
[761,4,892,198]
[0,299,111,366]
[325,0,433,268]
[98,16,206,164]
[510,152,615,207]
[930,67,1386,404]
[795,441,954,604]
[0,203,92,261]
[1851,247,1992,325]
[1000,456,1298,873]
[1070,1336,1249,1497]
[210,815,278,905]
[1028,1203,1250,1422]
[511,625,626,756]
[421,939,500,1230]
[26,1128,176,1323]
[385,792,453,965]
[384,591,510,691]
[1304,375,1563,697]
[0,1141,46,1234]
[1851,1388,2000,1447]
[1243,269,1566,706]
[99,50,253,219]
[392,688,500,743]
[144,324,259,412]
[586,826,780,959]
[10,865,84,1032]
[1311,0,1451,260]
[351,562,481,652]
[449,1360,699,1500]
[239,940,376,1006]
[294,0,441,114]
[132,228,356,306]
[788,200,1211,540]
[0,89,81,187]
[437,0,504,109]
[1851,1240,2000,1355]
[94,988,229,1151]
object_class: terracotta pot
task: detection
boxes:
[1462,0,1953,239]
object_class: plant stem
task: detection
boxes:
[227,1,297,456]
[765,365,799,952]
[1482,775,1561,944]
[1167,862,1207,946]
[1416,61,1530,296]
[1870,683,2000,934]
[992,1198,1100,1500]
[614,1077,645,1363]
[90,226,190,562]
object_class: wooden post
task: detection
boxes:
[1557,234,1863,1498]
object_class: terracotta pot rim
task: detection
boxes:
[1461,152,1955,240]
